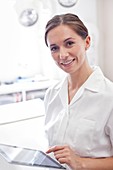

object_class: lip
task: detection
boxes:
[60,58,75,66]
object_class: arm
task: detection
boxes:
[46,145,113,170]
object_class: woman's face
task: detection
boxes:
[47,25,90,74]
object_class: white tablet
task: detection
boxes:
[0,143,66,169]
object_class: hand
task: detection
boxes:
[46,145,83,170]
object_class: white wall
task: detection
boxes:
[102,0,113,81]
[97,0,113,81]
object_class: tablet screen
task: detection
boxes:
[0,144,66,169]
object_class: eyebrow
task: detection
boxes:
[49,44,56,48]
[49,37,75,47]
[64,37,74,42]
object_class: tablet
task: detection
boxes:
[0,143,66,169]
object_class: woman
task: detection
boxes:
[44,13,113,169]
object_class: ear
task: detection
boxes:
[85,36,91,50]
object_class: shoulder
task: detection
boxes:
[94,66,113,94]
[104,77,113,94]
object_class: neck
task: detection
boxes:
[68,63,93,90]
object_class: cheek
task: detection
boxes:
[77,46,86,57]
[75,48,86,64]
[51,53,58,61]
[51,54,62,68]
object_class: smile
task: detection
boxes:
[61,58,75,66]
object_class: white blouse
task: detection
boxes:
[44,66,113,158]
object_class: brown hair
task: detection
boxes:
[45,13,88,46]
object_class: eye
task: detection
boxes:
[66,41,75,47]
[50,45,59,52]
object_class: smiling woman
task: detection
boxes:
[45,13,90,76]
[44,13,113,170]
[46,24,90,74]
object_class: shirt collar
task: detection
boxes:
[54,66,104,93]
[83,66,104,92]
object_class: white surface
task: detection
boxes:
[0,98,45,125]
[0,99,44,125]
[0,116,48,150]
[0,114,49,170]
[0,98,50,170]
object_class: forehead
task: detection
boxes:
[47,25,79,44]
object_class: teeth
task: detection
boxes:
[61,59,74,65]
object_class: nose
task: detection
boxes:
[59,47,69,59]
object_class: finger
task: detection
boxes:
[46,146,57,153]
[46,145,65,153]
[57,157,68,164]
